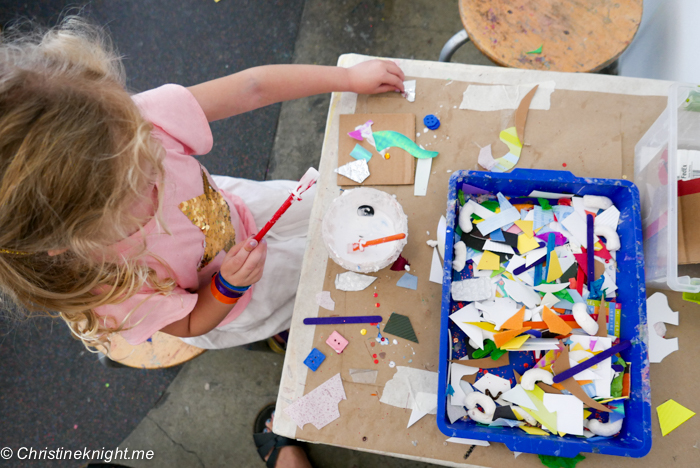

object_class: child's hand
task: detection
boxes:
[347,60,406,95]
[219,237,268,288]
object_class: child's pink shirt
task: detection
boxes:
[95,84,257,345]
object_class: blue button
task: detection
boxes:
[423,114,440,130]
[303,348,326,371]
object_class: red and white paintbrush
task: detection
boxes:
[253,167,320,243]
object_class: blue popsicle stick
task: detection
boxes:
[303,316,382,325]
[587,214,595,289]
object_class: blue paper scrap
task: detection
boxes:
[350,143,373,161]
[490,229,505,242]
[397,272,418,290]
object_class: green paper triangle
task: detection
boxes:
[383,312,419,343]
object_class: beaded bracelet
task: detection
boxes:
[210,272,249,305]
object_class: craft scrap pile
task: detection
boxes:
[446,185,630,438]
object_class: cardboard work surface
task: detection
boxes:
[276,56,697,467]
[337,113,416,186]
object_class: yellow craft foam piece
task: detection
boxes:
[518,234,541,255]
[501,334,531,350]
[466,322,497,332]
[520,425,549,436]
[494,327,531,348]
[546,251,564,283]
[514,220,534,237]
[500,126,522,157]
[521,386,558,434]
[657,399,696,436]
[478,250,501,270]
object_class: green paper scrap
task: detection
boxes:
[553,289,573,303]
[527,44,544,55]
[472,339,507,360]
[538,454,585,468]
[491,267,506,278]
[373,131,439,159]
[383,312,419,343]
[538,198,552,210]
[458,189,465,207]
[481,200,499,212]
[455,225,463,237]
[350,143,372,161]
[610,356,626,398]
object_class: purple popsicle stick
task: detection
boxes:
[512,254,547,275]
[587,213,595,289]
[552,340,631,384]
[303,316,382,325]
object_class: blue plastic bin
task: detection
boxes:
[437,169,651,458]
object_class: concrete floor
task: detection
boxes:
[121,1,495,467]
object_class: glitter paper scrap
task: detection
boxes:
[335,159,370,183]
[402,80,416,102]
[350,143,373,161]
[335,272,377,291]
[283,373,347,430]
[383,312,418,343]
[373,130,438,159]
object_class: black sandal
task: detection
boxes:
[253,403,305,468]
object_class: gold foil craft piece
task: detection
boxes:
[179,170,236,271]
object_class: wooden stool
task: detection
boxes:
[440,0,642,73]
[102,331,206,369]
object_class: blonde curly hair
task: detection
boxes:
[0,17,175,350]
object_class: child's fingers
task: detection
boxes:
[374,84,401,94]
[385,61,405,81]
[383,72,405,93]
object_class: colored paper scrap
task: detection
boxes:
[354,120,376,147]
[478,144,497,171]
[647,293,679,363]
[520,426,549,436]
[500,126,522,157]
[538,454,586,468]
[518,233,541,254]
[373,130,438,159]
[561,211,598,249]
[349,369,379,384]
[515,220,534,237]
[350,143,372,161]
[383,312,418,343]
[335,159,370,183]
[450,303,485,349]
[526,44,543,54]
[483,240,515,255]
[348,129,363,141]
[543,307,572,335]
[490,229,506,242]
[477,207,521,236]
[390,255,410,271]
[494,327,531,348]
[657,399,695,436]
[335,272,377,291]
[521,385,559,433]
[397,272,418,290]
[501,334,531,350]
[476,297,520,330]
[478,250,501,270]
[315,291,335,311]
[379,366,439,409]
[414,157,432,196]
[501,306,525,330]
[284,373,346,430]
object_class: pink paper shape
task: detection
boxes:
[590,338,598,351]
[283,373,347,430]
[326,331,349,354]
[505,224,523,234]
[478,144,496,171]
[348,130,363,141]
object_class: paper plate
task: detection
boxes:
[322,188,408,273]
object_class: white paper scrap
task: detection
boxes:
[402,80,416,102]
[349,369,379,384]
[446,437,491,446]
[501,385,537,410]
[446,396,468,423]
[529,190,574,199]
[476,297,519,330]
[335,159,370,183]
[459,81,556,111]
[380,367,439,409]
[335,272,377,291]
[477,207,521,236]
[449,303,485,349]
[451,363,478,407]
[483,240,515,255]
[473,373,512,399]
[315,291,335,311]
[646,292,679,363]
[429,247,443,284]
[561,211,599,249]
[542,394,583,436]
[414,157,432,196]
[467,199,496,220]
[407,392,438,428]
[516,338,560,351]
[437,216,447,260]
[533,283,570,293]
[502,278,541,309]
[594,206,620,230]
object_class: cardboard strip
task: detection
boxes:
[515,85,539,143]
[552,346,611,413]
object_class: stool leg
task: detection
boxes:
[439,29,470,62]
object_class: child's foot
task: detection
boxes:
[266,330,289,355]
[253,403,311,468]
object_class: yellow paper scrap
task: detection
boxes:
[500,126,522,157]
[594,241,603,251]
[503,271,515,281]
[657,399,695,436]
[572,343,585,352]
[501,334,531,350]
[520,425,549,436]
[518,234,541,255]
[514,220,534,237]
[478,250,501,270]
[466,322,497,332]
[546,251,563,282]
[583,410,592,420]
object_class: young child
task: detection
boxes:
[0,18,405,352]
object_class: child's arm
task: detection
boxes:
[187,60,405,122]
[159,237,267,338]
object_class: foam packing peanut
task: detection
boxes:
[572,302,599,335]
[465,392,496,424]
[583,195,613,211]
[594,224,620,252]
[511,406,538,426]
[584,417,623,436]
[453,241,467,272]
[520,368,554,391]
[458,202,475,233]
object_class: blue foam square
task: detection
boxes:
[303,348,326,372]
